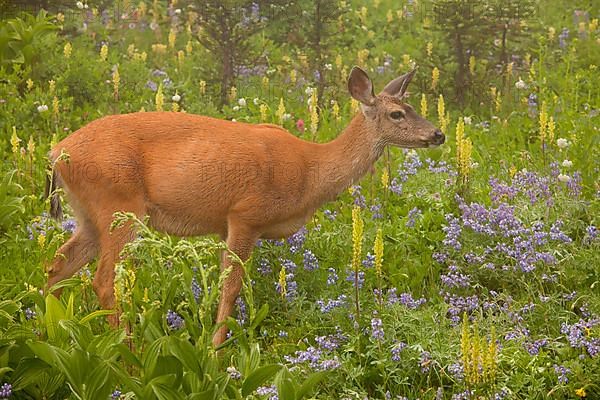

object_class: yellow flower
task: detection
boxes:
[332,100,340,122]
[357,49,369,66]
[26,78,34,90]
[27,135,35,156]
[335,54,343,70]
[351,98,359,114]
[52,96,59,117]
[168,28,177,48]
[38,233,46,248]
[431,67,439,90]
[539,101,548,145]
[437,94,446,133]
[589,19,598,33]
[155,83,164,111]
[289,69,296,85]
[402,54,411,66]
[56,13,65,23]
[381,168,389,189]
[276,98,285,125]
[48,80,55,94]
[259,104,268,122]
[278,266,287,300]
[426,42,433,57]
[575,388,586,398]
[386,9,393,23]
[469,55,476,75]
[152,44,167,54]
[374,228,384,279]
[199,80,206,95]
[310,91,319,135]
[10,127,21,154]
[548,27,556,40]
[112,67,120,99]
[100,44,108,61]
[262,76,269,89]
[172,102,179,112]
[420,93,428,118]
[63,42,72,58]
[351,206,364,275]
[177,50,185,65]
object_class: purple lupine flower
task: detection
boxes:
[227,366,242,380]
[24,307,36,320]
[370,203,383,219]
[278,330,288,338]
[440,269,471,288]
[346,269,365,288]
[452,390,473,400]
[442,214,462,251]
[323,209,337,221]
[419,351,432,373]
[448,362,464,381]
[326,267,338,285]
[0,383,11,398]
[191,277,201,302]
[257,258,271,275]
[303,249,319,271]
[390,178,403,195]
[371,317,384,340]
[166,310,184,330]
[584,225,597,244]
[396,292,427,309]
[362,253,375,268]
[391,341,407,361]
[553,364,570,384]
[559,28,569,48]
[287,227,307,253]
[256,385,278,400]
[61,218,77,233]
[145,80,158,91]
[349,185,366,208]
[236,297,247,325]
[523,338,548,355]
[110,389,121,399]
[316,294,347,313]
[406,207,422,227]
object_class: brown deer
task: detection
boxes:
[46,66,444,346]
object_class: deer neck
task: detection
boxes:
[310,113,384,204]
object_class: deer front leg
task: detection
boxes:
[213,223,257,347]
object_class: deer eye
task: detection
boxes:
[390,111,405,120]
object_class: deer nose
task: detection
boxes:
[433,130,445,144]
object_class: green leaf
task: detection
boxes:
[242,364,281,397]
[79,309,115,325]
[296,371,328,399]
[44,295,66,342]
[249,304,269,331]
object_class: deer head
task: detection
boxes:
[348,66,444,149]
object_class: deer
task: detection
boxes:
[45,66,444,346]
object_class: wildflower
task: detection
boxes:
[515,78,527,89]
[37,104,48,113]
[575,388,586,397]
[426,41,433,57]
[469,55,476,75]
[562,159,573,168]
[227,366,241,380]
[199,80,206,95]
[237,98,246,107]
[371,317,384,340]
[24,307,36,320]
[303,249,319,271]
[100,43,108,61]
[112,67,120,99]
[406,207,422,227]
[76,1,84,9]
[63,42,72,58]
[437,94,446,133]
[172,93,181,102]
[431,67,439,90]
[557,174,571,183]
[331,100,340,121]
[276,98,286,125]
[420,93,428,117]
[10,127,21,154]
[309,91,319,135]
[557,138,569,148]
[553,364,570,384]
[111,389,121,399]
[420,351,432,373]
[0,383,12,398]
[463,116,472,125]
[26,78,34,90]
[168,28,176,48]
[166,310,184,330]
[155,84,164,111]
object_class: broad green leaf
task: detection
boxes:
[296,371,328,399]
[241,364,281,397]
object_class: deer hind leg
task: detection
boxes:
[47,222,98,295]
[93,203,144,327]
[213,223,257,347]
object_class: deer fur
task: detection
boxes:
[46,67,444,346]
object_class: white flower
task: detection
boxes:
[83,3,88,8]
[494,39,502,47]
[515,78,527,90]
[562,159,573,168]
[558,174,571,183]
[37,104,48,113]
[172,93,181,102]
[231,118,237,122]
[324,63,332,70]
[232,105,240,111]
[556,138,569,149]
[282,113,292,121]
[305,87,314,95]
[174,8,181,14]
[238,98,246,107]
[76,1,84,9]
[463,116,472,125]
[253,98,260,105]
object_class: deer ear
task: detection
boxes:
[348,66,375,106]
[382,67,417,98]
